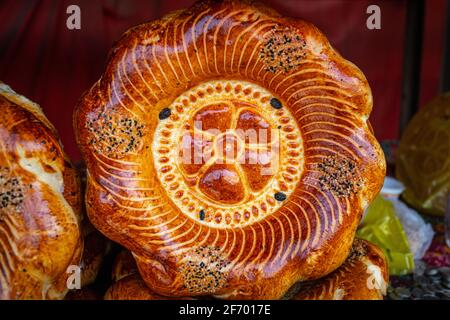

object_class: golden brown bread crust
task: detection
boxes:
[74,0,385,299]
[107,240,388,300]
[105,273,195,300]
[67,162,111,288]
[290,239,388,300]
[107,250,193,300]
[0,82,83,299]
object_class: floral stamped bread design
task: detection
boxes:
[153,80,303,229]
[74,0,385,299]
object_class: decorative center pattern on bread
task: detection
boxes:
[153,80,302,228]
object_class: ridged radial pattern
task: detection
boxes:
[74,0,385,299]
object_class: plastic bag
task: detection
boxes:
[396,92,450,216]
[357,196,415,275]
[389,198,434,260]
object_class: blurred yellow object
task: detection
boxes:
[396,92,450,216]
[357,196,414,276]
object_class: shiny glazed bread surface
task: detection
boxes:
[74,0,385,299]
[0,82,82,299]
[290,239,388,300]
[107,250,193,300]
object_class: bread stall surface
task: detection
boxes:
[74,0,386,299]
[0,82,83,299]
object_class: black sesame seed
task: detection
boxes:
[274,192,287,201]
[199,209,205,221]
[158,108,171,120]
[270,97,283,109]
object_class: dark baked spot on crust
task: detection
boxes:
[274,192,286,201]
[180,246,229,294]
[260,26,307,73]
[317,155,362,197]
[270,97,283,109]
[158,108,171,120]
[0,166,24,220]
[86,111,144,158]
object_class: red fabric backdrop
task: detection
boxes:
[0,0,446,161]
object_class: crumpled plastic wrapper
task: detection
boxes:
[389,198,434,260]
[357,196,415,275]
